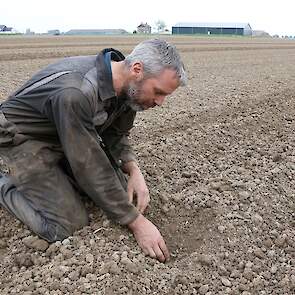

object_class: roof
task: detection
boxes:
[173,22,251,29]
[65,29,128,35]
[0,25,7,30]
[137,23,151,29]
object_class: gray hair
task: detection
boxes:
[125,39,187,86]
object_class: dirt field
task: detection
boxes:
[0,35,294,294]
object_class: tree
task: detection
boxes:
[155,20,166,33]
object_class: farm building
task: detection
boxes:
[47,29,60,36]
[0,25,13,33]
[137,23,151,34]
[65,29,128,35]
[172,22,252,36]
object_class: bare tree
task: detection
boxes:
[155,20,166,33]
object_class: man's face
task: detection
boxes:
[125,68,179,112]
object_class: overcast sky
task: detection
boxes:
[1,0,294,36]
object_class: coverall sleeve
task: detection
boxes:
[102,108,137,165]
[45,87,139,225]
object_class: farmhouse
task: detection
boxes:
[137,23,151,34]
[172,22,252,36]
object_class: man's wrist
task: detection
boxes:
[122,160,140,175]
[127,213,144,231]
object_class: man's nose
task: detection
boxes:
[154,96,166,106]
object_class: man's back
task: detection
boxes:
[1,55,98,143]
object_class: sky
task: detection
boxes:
[1,0,294,36]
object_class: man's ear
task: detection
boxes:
[131,62,144,81]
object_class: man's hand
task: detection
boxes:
[122,161,150,214]
[128,214,170,262]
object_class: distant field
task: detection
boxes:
[0,35,294,61]
[1,35,294,100]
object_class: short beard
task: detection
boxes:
[124,81,145,112]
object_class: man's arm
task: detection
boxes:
[101,108,150,213]
[45,88,139,225]
[46,89,169,261]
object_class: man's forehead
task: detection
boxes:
[155,69,179,90]
[161,67,178,78]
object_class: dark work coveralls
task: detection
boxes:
[0,48,140,242]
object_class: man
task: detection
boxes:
[0,39,186,262]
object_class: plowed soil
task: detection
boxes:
[0,35,294,295]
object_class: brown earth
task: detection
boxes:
[0,35,294,294]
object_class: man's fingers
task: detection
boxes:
[153,244,166,262]
[142,247,149,256]
[146,242,169,262]
[137,199,148,214]
[130,214,168,263]
[136,192,150,213]
[159,239,170,261]
[142,246,156,259]
[147,248,156,259]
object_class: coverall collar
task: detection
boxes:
[96,48,125,101]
